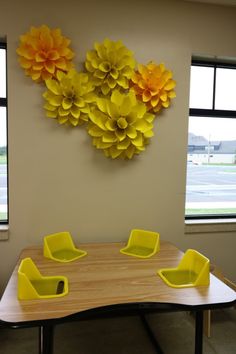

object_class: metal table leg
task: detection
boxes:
[39,324,54,354]
[195,310,203,354]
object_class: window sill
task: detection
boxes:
[0,224,9,240]
[185,218,236,234]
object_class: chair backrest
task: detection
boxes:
[129,229,159,249]
[178,249,210,285]
[18,257,41,280]
[44,231,75,256]
[18,258,42,299]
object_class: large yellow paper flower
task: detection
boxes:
[130,62,176,113]
[43,70,95,126]
[17,25,74,82]
[88,90,155,159]
[85,39,136,95]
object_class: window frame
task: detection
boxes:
[190,59,236,118]
[0,41,8,225]
[185,58,236,221]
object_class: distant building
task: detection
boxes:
[188,133,236,164]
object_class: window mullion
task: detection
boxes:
[0,42,8,224]
[212,64,216,110]
[0,98,7,106]
[190,108,236,118]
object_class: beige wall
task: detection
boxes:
[0,0,236,294]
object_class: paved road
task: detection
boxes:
[186,164,236,204]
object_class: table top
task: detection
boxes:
[0,241,235,324]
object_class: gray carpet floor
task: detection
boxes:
[0,308,235,353]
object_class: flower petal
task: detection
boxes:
[101,83,110,95]
[89,110,107,130]
[132,133,143,147]
[58,106,70,116]
[44,102,57,111]
[45,61,55,74]
[164,80,176,90]
[126,126,137,139]
[125,145,136,159]
[111,90,123,106]
[109,146,123,158]
[107,101,119,119]
[45,79,62,95]
[70,106,81,119]
[142,90,152,102]
[105,119,116,131]
[115,129,126,141]
[134,119,152,133]
[102,132,117,143]
[117,137,130,150]
[46,110,58,118]
[88,125,104,137]
[97,98,108,113]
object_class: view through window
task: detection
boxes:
[0,42,7,223]
[185,60,236,219]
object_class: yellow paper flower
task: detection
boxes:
[130,62,176,113]
[43,69,95,126]
[85,39,136,95]
[88,90,155,159]
[17,25,74,82]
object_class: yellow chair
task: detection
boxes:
[44,231,87,262]
[120,229,160,258]
[18,257,68,300]
[158,249,210,288]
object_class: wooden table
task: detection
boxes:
[0,241,235,354]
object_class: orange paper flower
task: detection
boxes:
[16,25,75,82]
[130,62,176,114]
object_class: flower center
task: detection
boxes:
[117,117,128,129]
[67,91,76,101]
[103,61,111,72]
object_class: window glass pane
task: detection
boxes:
[215,68,236,110]
[186,117,236,217]
[189,66,214,109]
[0,107,7,222]
[0,48,6,98]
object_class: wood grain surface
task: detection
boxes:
[0,241,235,323]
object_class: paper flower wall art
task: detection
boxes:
[130,62,176,114]
[17,26,176,159]
[85,39,136,95]
[88,90,155,159]
[43,70,95,126]
[16,25,74,82]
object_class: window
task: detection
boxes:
[0,42,7,224]
[185,59,236,220]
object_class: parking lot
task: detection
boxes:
[186,164,236,209]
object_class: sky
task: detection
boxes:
[0,108,7,147]
[189,65,236,142]
[189,117,236,141]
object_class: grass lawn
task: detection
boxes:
[0,155,6,164]
[202,163,236,166]
[0,212,7,221]
[186,208,236,215]
[222,169,236,173]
